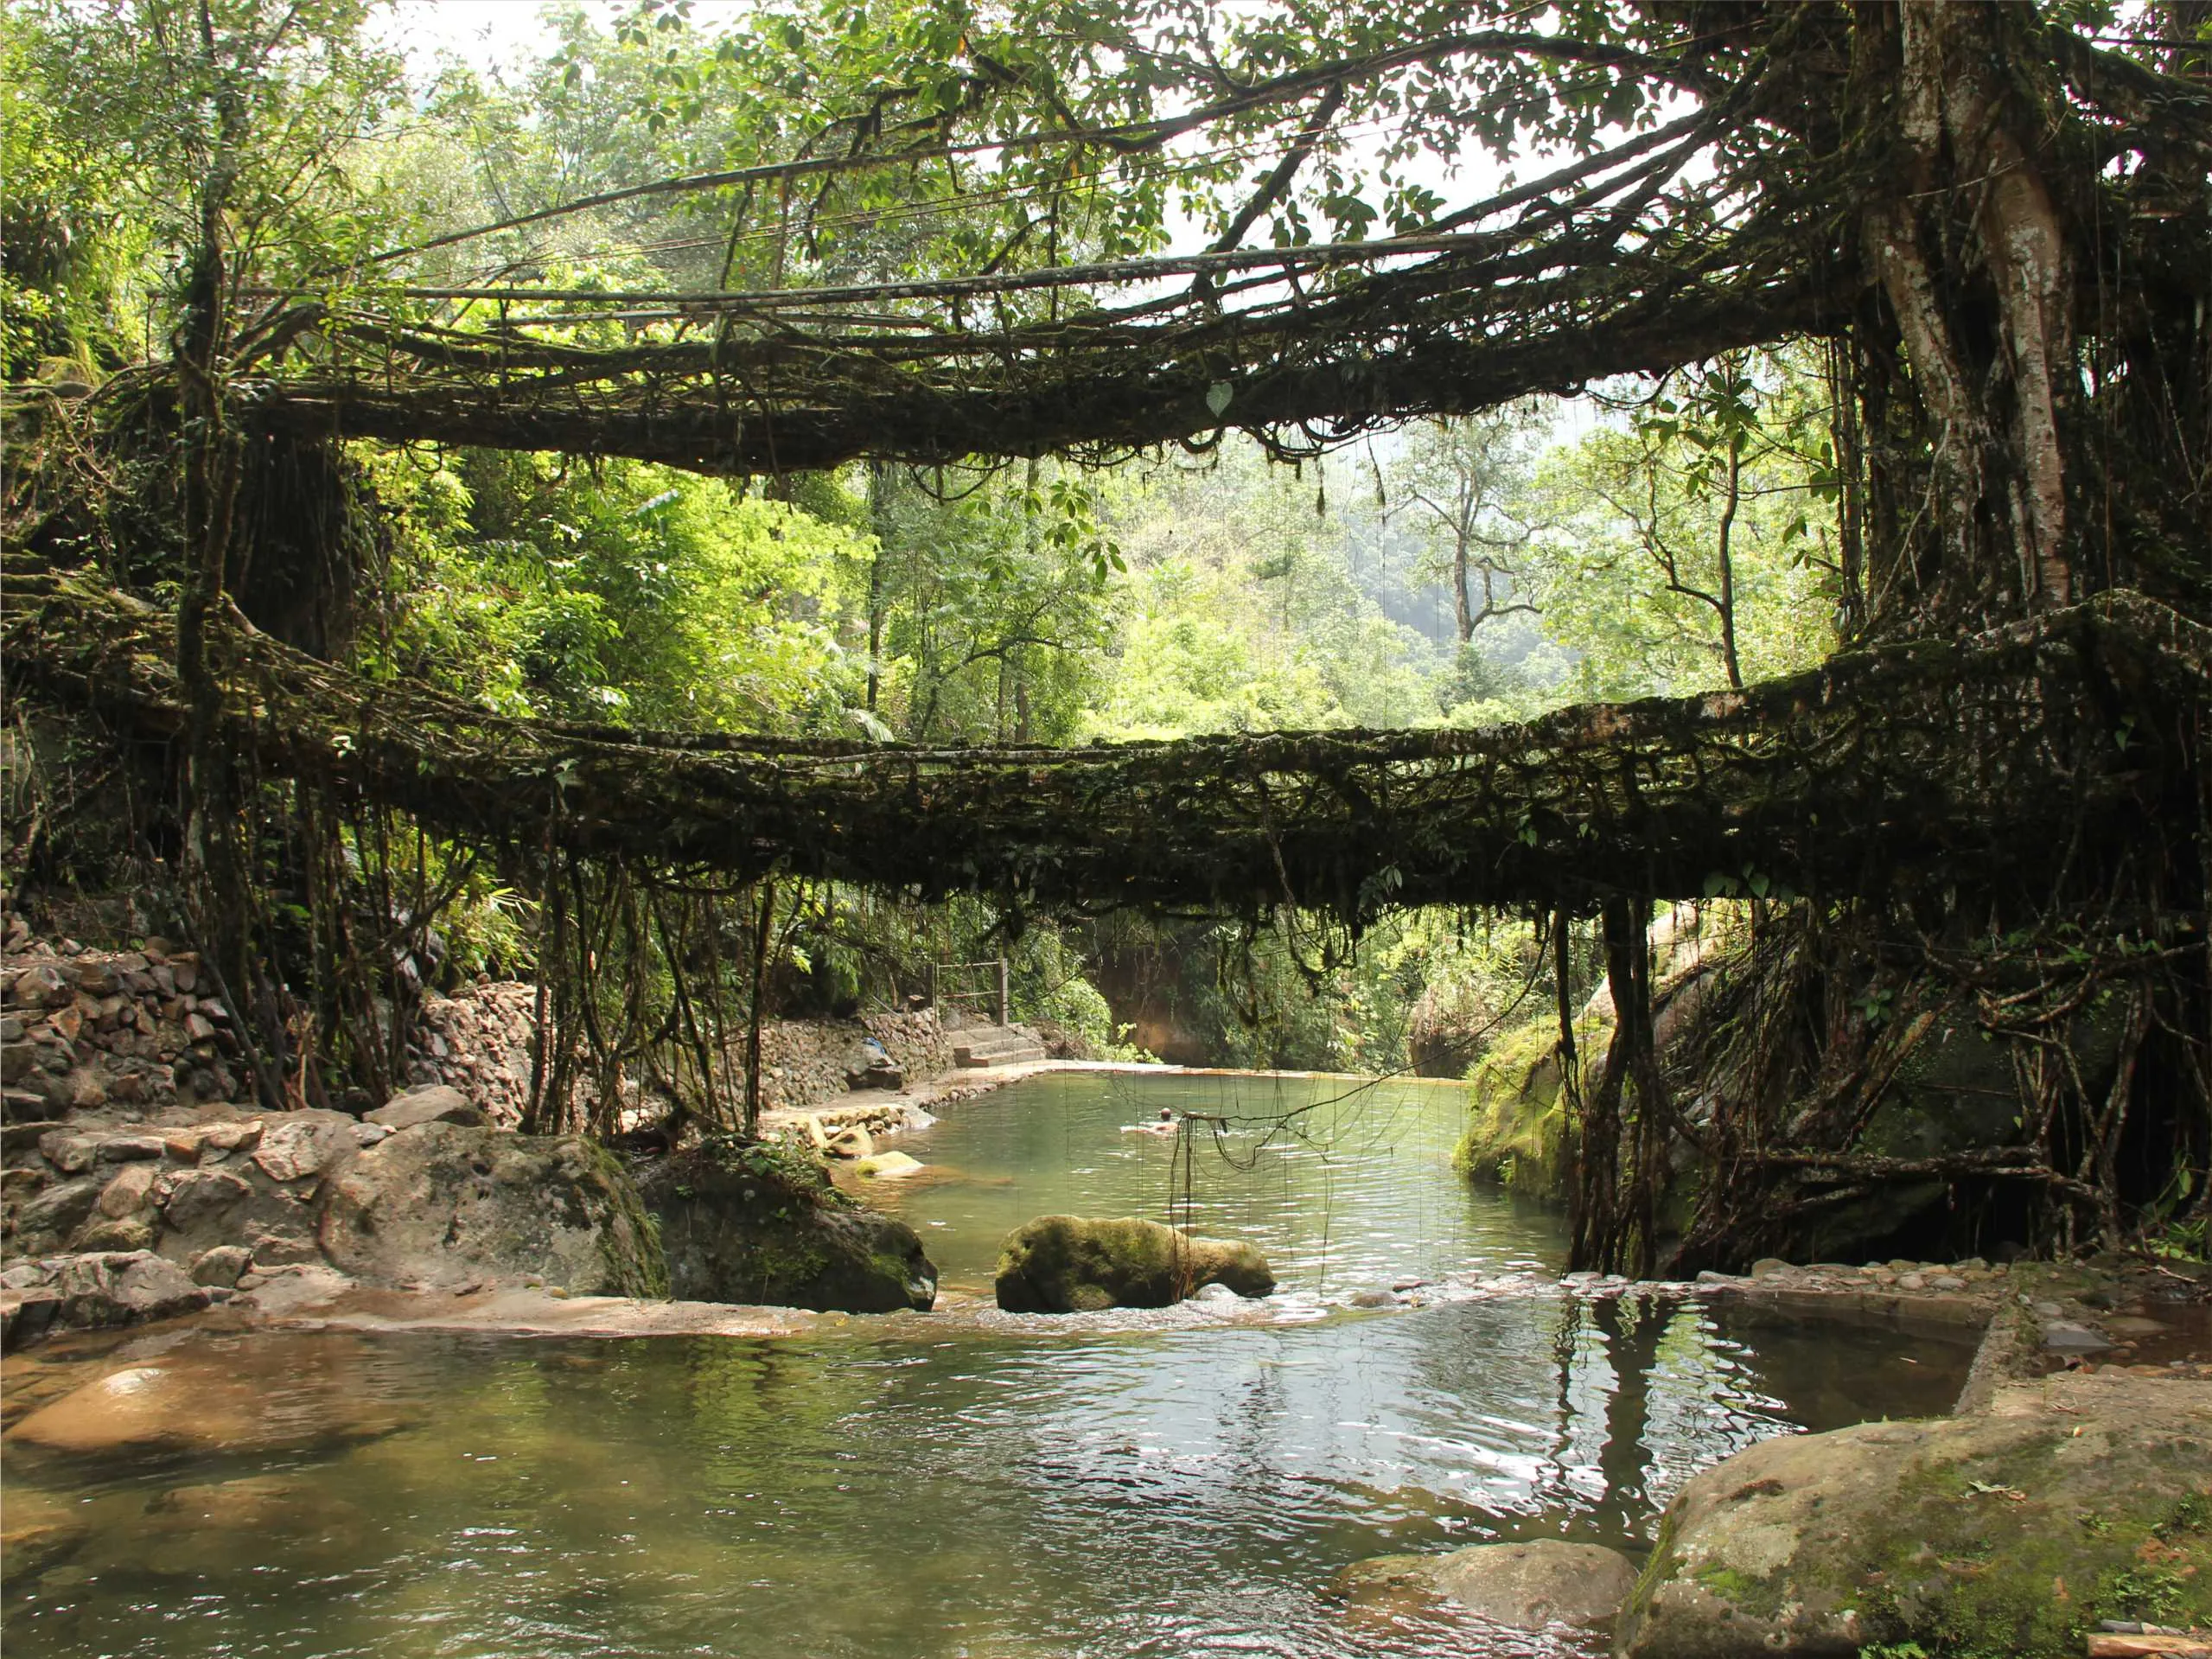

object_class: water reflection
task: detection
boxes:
[0,1074,1973,1659]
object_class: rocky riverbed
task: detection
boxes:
[1331,1253,2212,1656]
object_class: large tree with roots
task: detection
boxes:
[4,0,2209,1269]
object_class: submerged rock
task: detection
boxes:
[79,1474,371,1576]
[319,1123,665,1297]
[6,1340,407,1463]
[637,1138,936,1313]
[0,1488,87,1579]
[1337,1540,1639,1634]
[851,1151,924,1180]
[1617,1371,2212,1657]
[992,1216,1274,1313]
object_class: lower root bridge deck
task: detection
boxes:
[7,567,2205,916]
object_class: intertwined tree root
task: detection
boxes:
[6,564,2203,921]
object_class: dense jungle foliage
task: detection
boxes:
[2,0,1839,1071]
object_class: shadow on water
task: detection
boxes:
[0,1073,1976,1659]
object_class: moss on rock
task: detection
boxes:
[1617,1371,2212,1658]
[634,1135,934,1313]
[993,1215,1274,1312]
[1451,1015,1604,1205]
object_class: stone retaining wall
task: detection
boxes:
[396,979,956,1124]
[2,920,239,1120]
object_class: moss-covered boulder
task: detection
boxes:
[1618,1372,2212,1657]
[1451,1017,1599,1204]
[318,1124,666,1298]
[636,1137,935,1313]
[993,1215,1273,1312]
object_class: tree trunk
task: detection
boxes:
[743,877,775,1137]
[1452,523,1476,644]
[1857,0,2079,629]
[864,461,892,715]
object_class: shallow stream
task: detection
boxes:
[1,1071,1975,1657]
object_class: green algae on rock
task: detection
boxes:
[992,1215,1274,1312]
[1451,1018,1591,1205]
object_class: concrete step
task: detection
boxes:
[954,1047,1046,1069]
[951,1026,1046,1068]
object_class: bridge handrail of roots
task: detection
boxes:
[6,563,2204,918]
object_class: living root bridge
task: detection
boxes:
[6,567,2206,917]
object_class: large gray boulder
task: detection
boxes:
[317,1123,665,1297]
[636,1138,935,1313]
[1337,1540,1639,1634]
[1618,1371,2212,1657]
[993,1216,1274,1312]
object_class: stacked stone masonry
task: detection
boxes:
[0,926,966,1347]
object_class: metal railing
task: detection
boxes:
[928,959,1009,1026]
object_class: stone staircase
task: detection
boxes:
[950,1024,1046,1069]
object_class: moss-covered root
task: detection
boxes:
[1617,1372,2212,1658]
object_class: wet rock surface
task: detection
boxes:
[1,1251,211,1348]
[637,1139,936,1313]
[993,1215,1275,1312]
[1337,1539,1640,1634]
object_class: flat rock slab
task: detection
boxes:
[364,1085,487,1132]
[307,1286,822,1339]
[1339,1540,1640,1633]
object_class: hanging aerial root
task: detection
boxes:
[3,564,2205,919]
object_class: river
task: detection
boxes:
[0,1071,1975,1657]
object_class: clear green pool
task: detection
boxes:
[0,1072,1976,1658]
